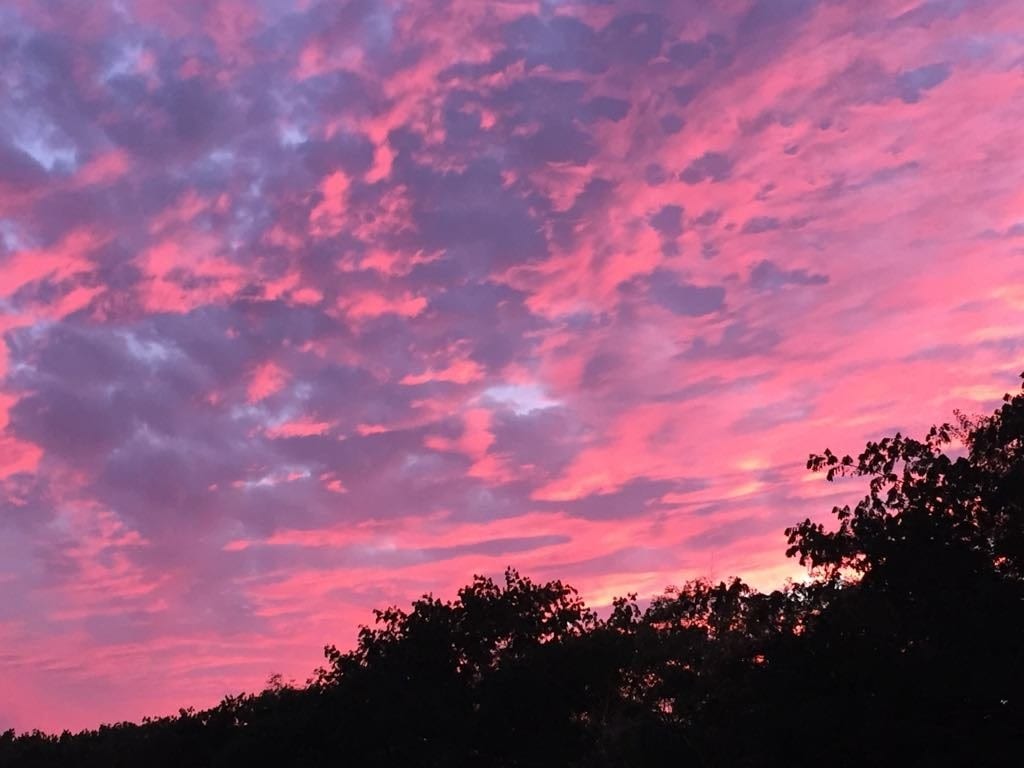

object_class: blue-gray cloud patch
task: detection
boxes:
[680,152,733,184]
[749,260,828,291]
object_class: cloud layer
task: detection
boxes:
[1,0,1023,731]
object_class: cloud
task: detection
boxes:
[897,62,952,103]
[749,260,828,291]
[645,270,726,317]
[648,205,684,239]
[741,216,782,234]
[0,0,1021,734]
[680,152,733,184]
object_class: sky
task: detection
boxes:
[1,0,1023,733]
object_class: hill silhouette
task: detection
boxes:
[4,377,1024,767]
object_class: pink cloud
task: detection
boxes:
[248,361,289,402]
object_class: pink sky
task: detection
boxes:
[1,0,1023,732]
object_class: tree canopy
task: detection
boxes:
[4,377,1024,767]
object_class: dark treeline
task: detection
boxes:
[4,379,1024,767]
